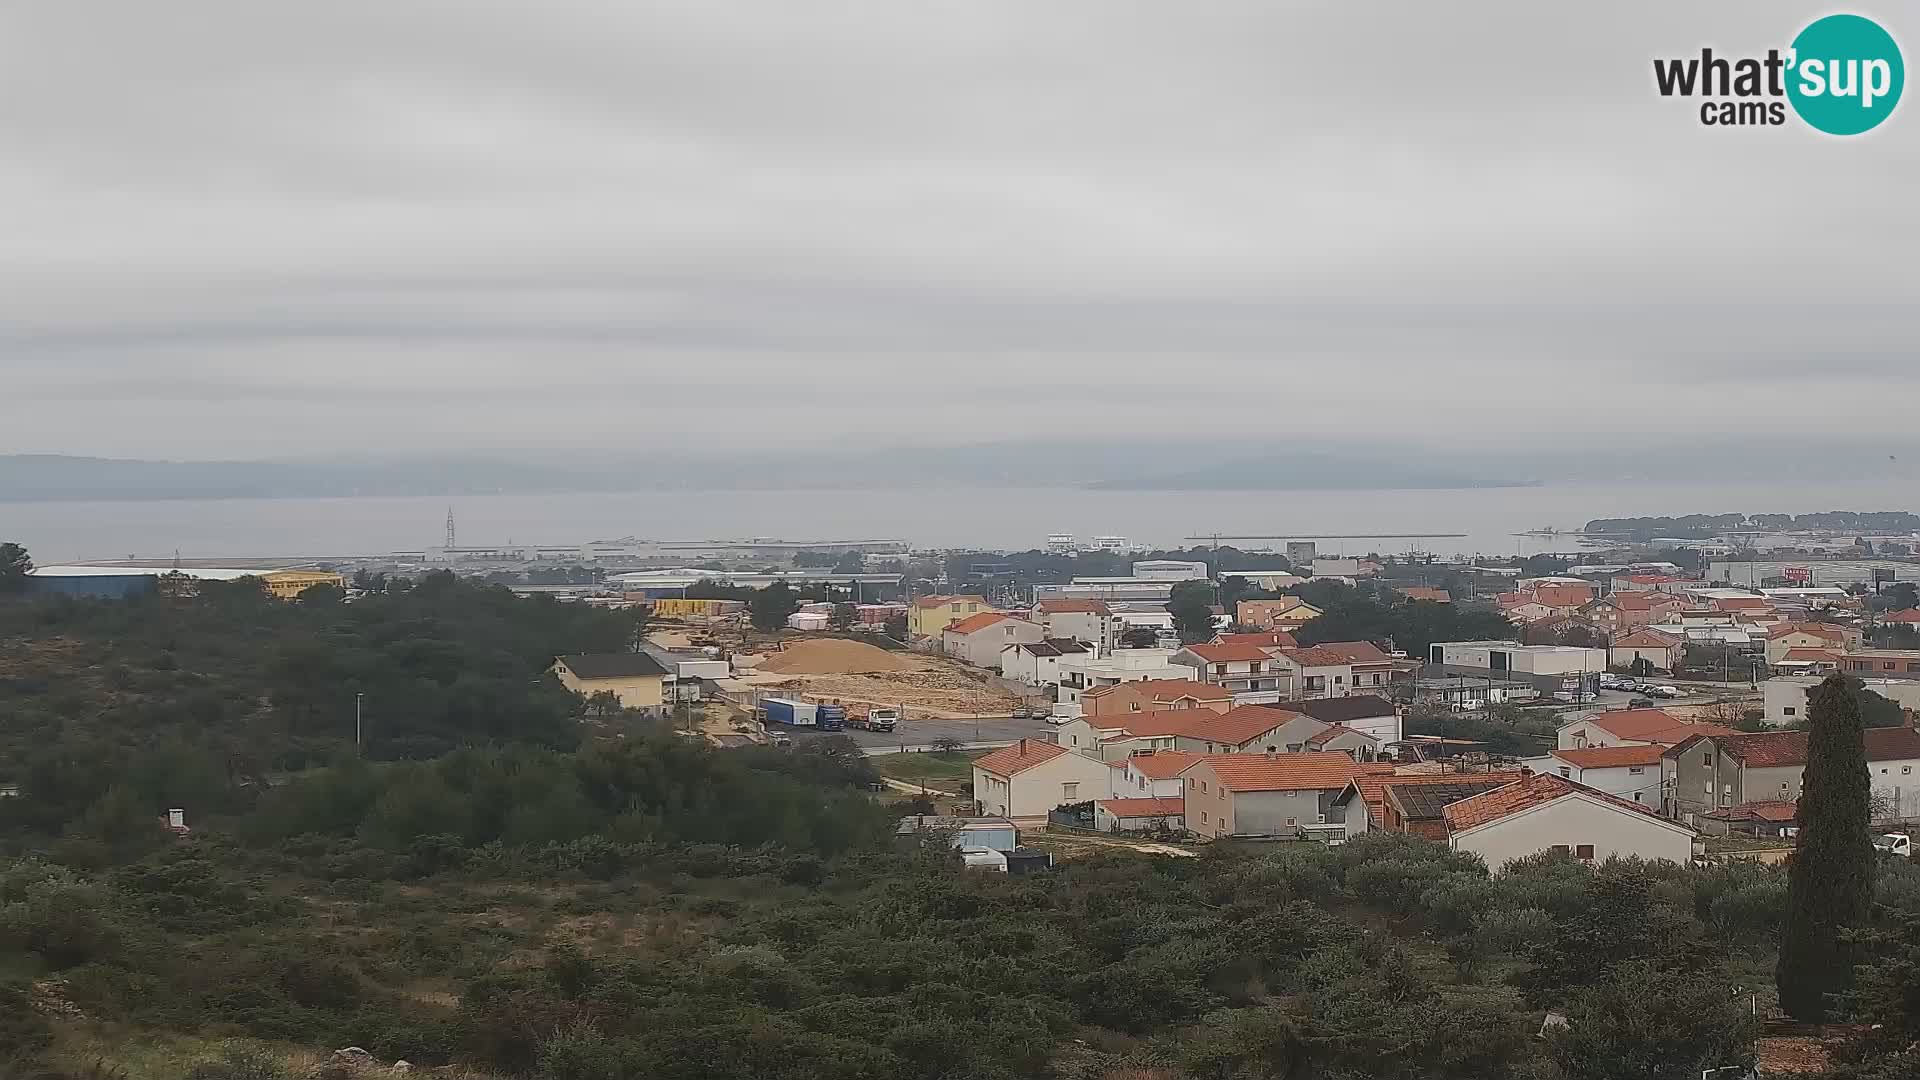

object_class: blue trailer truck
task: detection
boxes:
[762,698,845,731]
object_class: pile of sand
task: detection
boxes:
[755,638,917,675]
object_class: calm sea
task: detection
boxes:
[3,480,1914,564]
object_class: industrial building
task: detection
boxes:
[28,564,345,601]
[1426,640,1609,697]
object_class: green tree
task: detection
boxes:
[1778,673,1876,1021]
[0,542,30,594]
[1545,960,1758,1080]
[1120,626,1160,648]
[749,582,801,632]
[883,612,908,640]
[829,602,856,631]
[1170,580,1217,644]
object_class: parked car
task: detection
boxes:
[1646,684,1684,699]
[1010,705,1035,719]
[1628,697,1657,708]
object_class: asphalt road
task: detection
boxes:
[788,714,1056,752]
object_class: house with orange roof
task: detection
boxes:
[1030,598,1117,655]
[1664,726,1920,820]
[1171,641,1293,700]
[1611,573,1691,594]
[1520,744,1667,805]
[1556,708,1738,751]
[1093,796,1186,834]
[1396,586,1451,604]
[1080,677,1234,717]
[1608,627,1685,673]
[1772,646,1841,675]
[1330,768,1525,839]
[1235,597,1323,631]
[1055,704,1327,761]
[1581,591,1684,634]
[1180,752,1366,838]
[1842,647,1920,679]
[1274,641,1396,699]
[970,738,1118,819]
[1110,749,1205,799]
[942,611,1042,668]
[1883,608,1920,626]
[1530,583,1596,610]
[1441,772,1696,869]
[1764,621,1862,665]
[907,594,991,639]
[1217,630,1298,650]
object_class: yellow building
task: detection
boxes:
[552,653,669,712]
[261,569,347,601]
[908,594,991,639]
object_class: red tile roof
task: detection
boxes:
[1623,574,1685,585]
[972,738,1067,777]
[1442,772,1660,833]
[1184,642,1278,663]
[1551,744,1666,769]
[1779,647,1840,663]
[1082,678,1232,703]
[1767,622,1850,640]
[1124,749,1205,779]
[1532,584,1596,608]
[1345,769,1527,827]
[1398,587,1451,603]
[1036,599,1113,615]
[1306,724,1373,747]
[1713,596,1774,611]
[1194,752,1362,792]
[1702,726,1920,768]
[1575,709,1739,746]
[944,611,1016,636]
[1305,640,1392,664]
[1096,796,1186,818]
[1884,609,1920,625]
[1704,800,1798,823]
[1608,592,1681,611]
[1218,631,1299,649]
[1108,705,1306,747]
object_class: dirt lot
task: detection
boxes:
[733,643,1023,718]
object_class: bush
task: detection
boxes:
[0,981,54,1061]
[186,1044,289,1080]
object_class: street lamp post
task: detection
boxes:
[355,692,364,750]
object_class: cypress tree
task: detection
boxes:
[1776,672,1875,1021]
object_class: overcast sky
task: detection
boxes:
[2,1,1914,459]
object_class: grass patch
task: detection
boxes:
[871,749,984,785]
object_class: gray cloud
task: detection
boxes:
[2,1,1916,457]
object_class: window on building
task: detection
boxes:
[1558,767,1571,778]
[1702,752,1712,766]
[1576,844,1595,860]
[1286,817,1296,827]
[1628,766,1644,774]
[1552,844,1570,854]
[1201,810,1208,824]
[1063,783,1078,800]
[1784,707,1796,716]
[1633,792,1643,802]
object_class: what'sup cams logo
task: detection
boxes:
[1654,13,1903,134]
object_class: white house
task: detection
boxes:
[1520,745,1666,806]
[1171,642,1292,701]
[1109,749,1204,799]
[1277,642,1396,699]
[1031,599,1117,655]
[1555,708,1736,750]
[1441,773,1697,870]
[1292,695,1403,743]
[1608,629,1685,674]
[971,739,1117,819]
[943,612,1044,668]
[998,638,1090,686]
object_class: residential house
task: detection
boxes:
[1581,591,1685,634]
[1396,586,1452,603]
[1765,674,1920,725]
[1306,725,1381,759]
[1236,597,1323,631]
[1764,622,1862,665]
[1557,708,1738,751]
[1442,772,1697,869]
[1289,641,1395,696]
[1883,608,1920,627]
[1292,694,1403,743]
[1056,650,1194,704]
[1609,628,1685,673]
[943,612,1044,668]
[908,594,992,639]
[1055,705,1322,761]
[1217,630,1299,649]
[1031,599,1118,655]
[1697,801,1799,838]
[998,638,1089,686]
[1772,647,1842,676]
[1521,745,1666,806]
[1109,749,1204,799]
[1180,753,1364,838]
[551,653,670,713]
[1093,796,1185,833]
[1172,642,1293,701]
[971,739,1118,819]
[1080,677,1234,716]
[1331,768,1525,838]
[1664,725,1920,821]
[1841,648,1920,680]
[1611,573,1691,594]
[1530,583,1596,610]
[1382,779,1523,840]
[1498,598,1558,624]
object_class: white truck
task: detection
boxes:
[1874,832,1912,858]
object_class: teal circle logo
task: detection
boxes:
[1787,14,1904,135]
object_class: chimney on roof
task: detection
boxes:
[1265,750,1277,760]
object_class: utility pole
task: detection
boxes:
[355,692,364,750]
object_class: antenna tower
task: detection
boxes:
[445,507,456,550]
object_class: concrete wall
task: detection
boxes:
[554,669,664,710]
[1451,795,1695,871]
